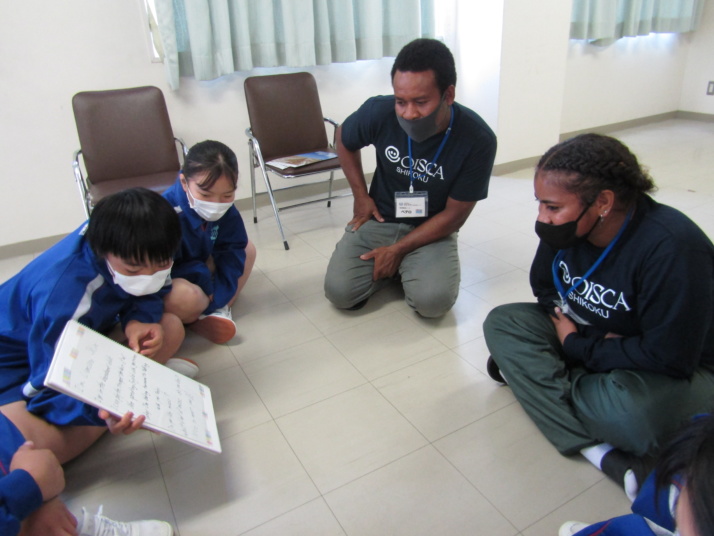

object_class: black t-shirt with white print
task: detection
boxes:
[340,95,497,226]
[530,195,714,378]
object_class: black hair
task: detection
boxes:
[182,140,238,189]
[536,133,656,208]
[391,38,457,94]
[655,415,714,536]
[86,187,181,265]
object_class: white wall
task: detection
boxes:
[561,0,714,133]
[561,34,690,134]
[1,0,712,249]
[495,0,572,164]
[681,0,714,114]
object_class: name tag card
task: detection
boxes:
[395,191,428,218]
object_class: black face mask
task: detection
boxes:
[396,95,447,143]
[534,203,594,250]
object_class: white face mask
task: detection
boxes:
[106,261,172,296]
[185,185,233,222]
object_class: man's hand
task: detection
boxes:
[348,195,384,231]
[550,307,578,345]
[19,497,77,536]
[99,410,145,435]
[10,442,65,501]
[361,245,405,280]
[125,320,164,358]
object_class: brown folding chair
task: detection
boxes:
[72,86,187,218]
[244,72,345,250]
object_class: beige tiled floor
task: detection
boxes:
[2,118,713,535]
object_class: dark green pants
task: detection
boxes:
[483,303,714,456]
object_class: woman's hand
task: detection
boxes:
[550,307,578,345]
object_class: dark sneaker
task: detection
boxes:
[601,448,656,500]
[486,356,507,384]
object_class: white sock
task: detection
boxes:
[624,469,639,502]
[580,443,615,470]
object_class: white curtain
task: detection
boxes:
[570,0,705,44]
[155,0,435,90]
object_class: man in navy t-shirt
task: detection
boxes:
[324,38,497,317]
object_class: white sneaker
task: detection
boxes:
[165,357,199,379]
[559,521,590,536]
[189,304,236,344]
[77,506,173,536]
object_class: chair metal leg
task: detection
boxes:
[249,143,258,224]
[258,163,290,250]
[327,171,334,208]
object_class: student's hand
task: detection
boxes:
[125,320,164,358]
[205,255,216,274]
[19,497,78,536]
[604,332,623,339]
[10,442,65,501]
[361,245,404,280]
[550,307,578,345]
[348,195,384,231]
[99,410,146,435]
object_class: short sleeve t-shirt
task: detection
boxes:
[340,95,497,225]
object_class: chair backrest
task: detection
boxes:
[72,86,181,185]
[244,72,330,162]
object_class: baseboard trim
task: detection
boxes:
[0,234,67,260]
[675,110,714,123]
[493,111,714,179]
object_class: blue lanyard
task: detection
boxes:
[552,208,633,302]
[407,108,453,193]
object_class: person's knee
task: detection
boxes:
[324,274,362,309]
[406,286,457,318]
[484,303,518,338]
[164,279,209,322]
[244,240,257,271]
[159,312,185,357]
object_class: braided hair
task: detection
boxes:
[537,133,656,207]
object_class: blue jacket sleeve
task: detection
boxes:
[0,469,43,536]
[205,208,248,314]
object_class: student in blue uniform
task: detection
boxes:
[0,188,190,464]
[163,140,256,345]
[483,134,714,499]
[559,414,714,536]
[0,412,173,536]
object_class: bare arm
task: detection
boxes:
[336,124,384,229]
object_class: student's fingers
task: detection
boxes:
[16,440,36,452]
[126,414,146,434]
[126,333,141,353]
[103,411,133,434]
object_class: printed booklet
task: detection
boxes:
[45,320,221,454]
[268,150,337,169]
